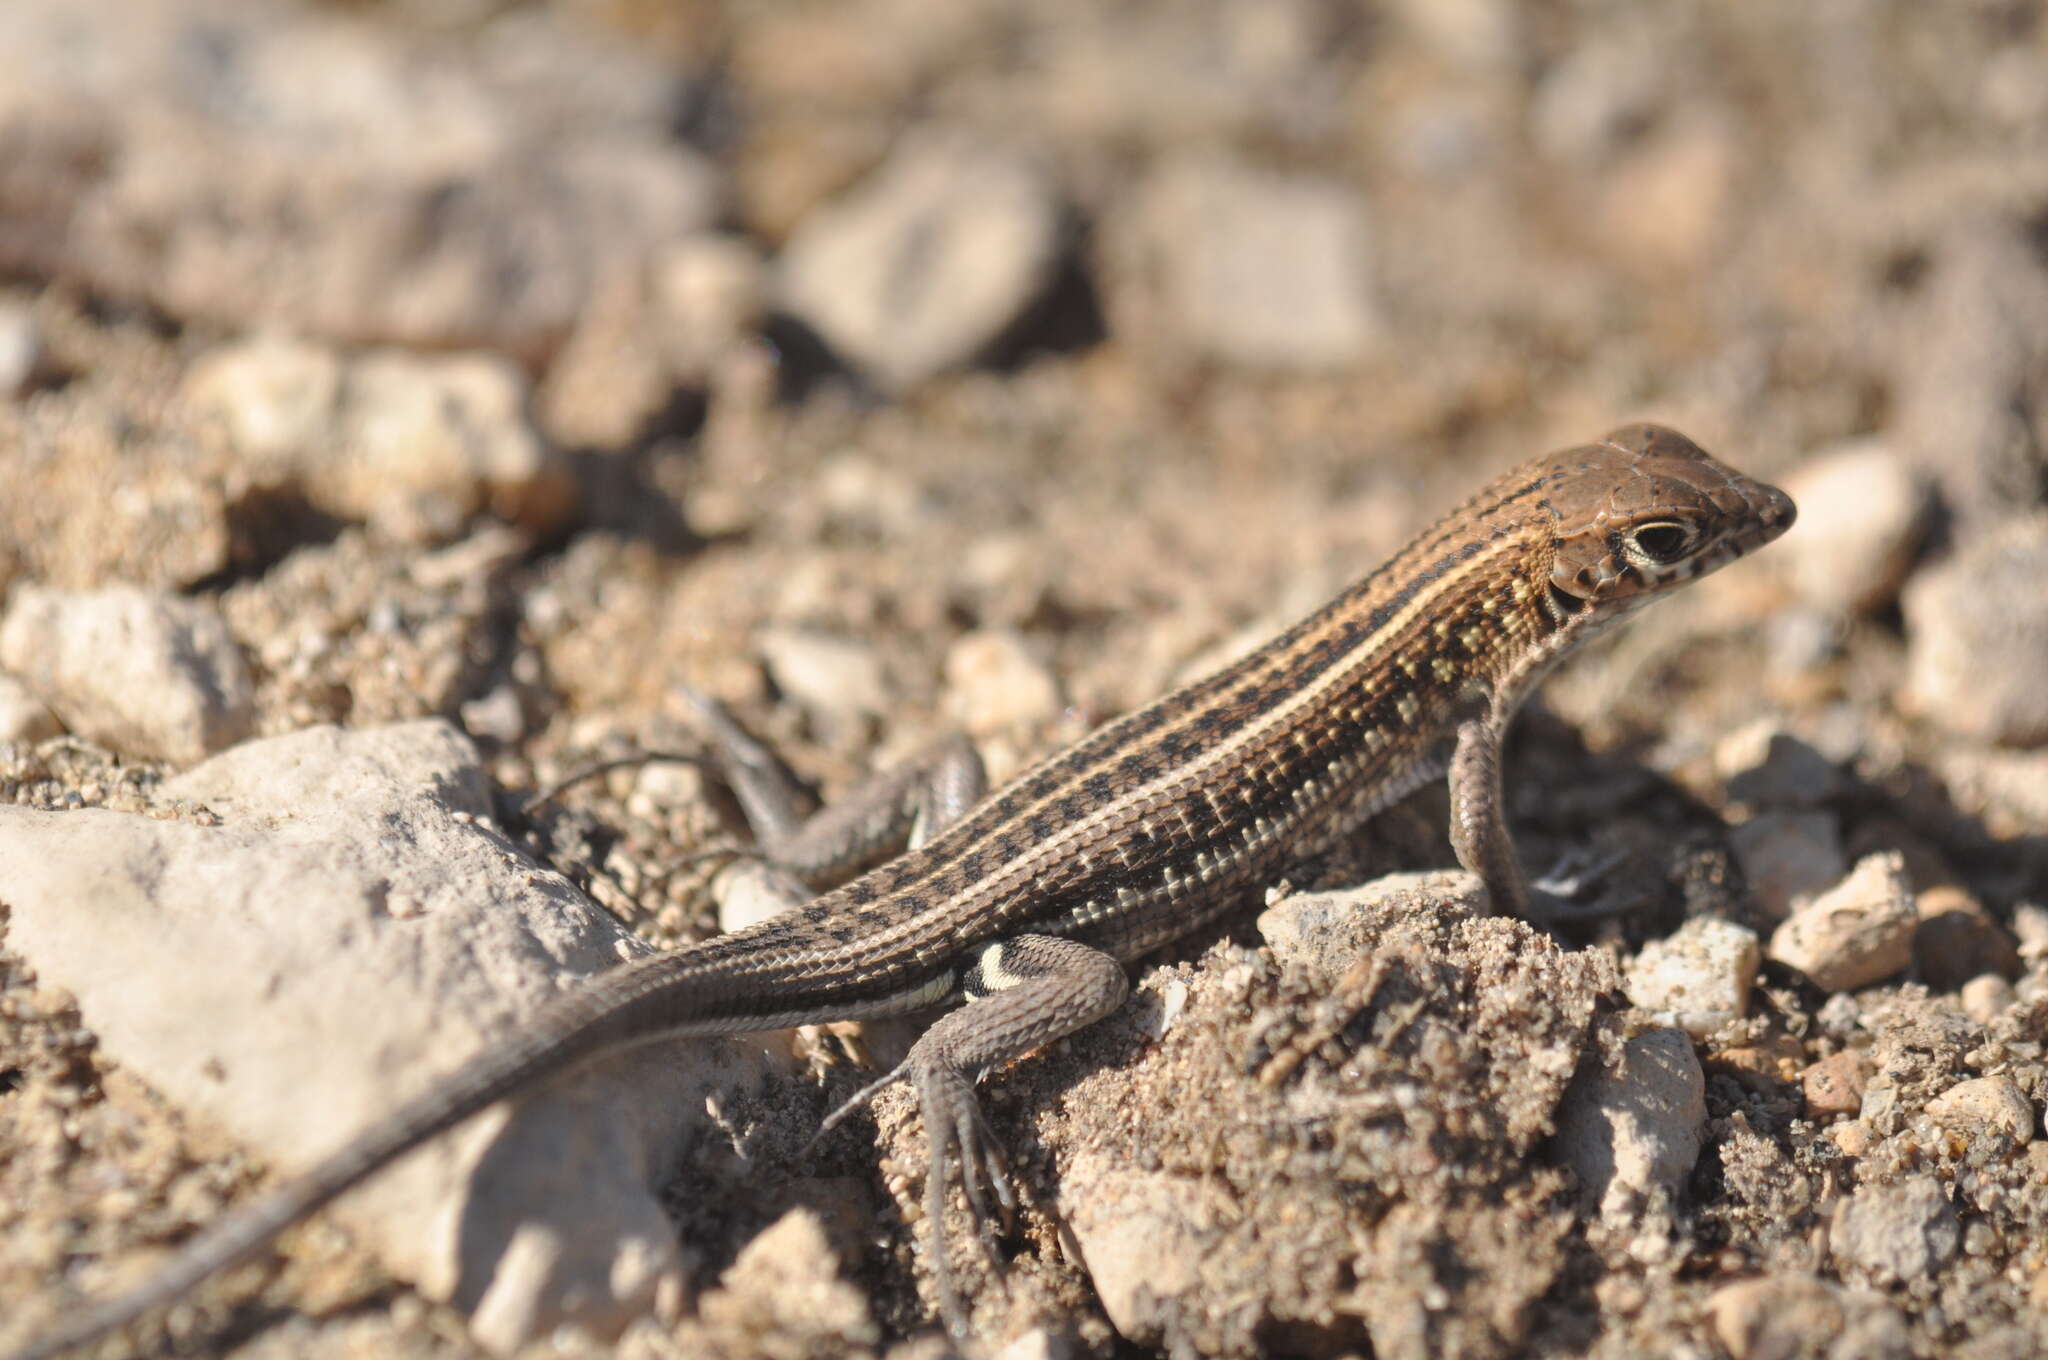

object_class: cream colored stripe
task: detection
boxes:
[859,530,1536,961]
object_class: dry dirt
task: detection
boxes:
[4,2,2048,1359]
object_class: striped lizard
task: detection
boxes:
[8,423,1794,1356]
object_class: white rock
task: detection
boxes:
[1903,516,2048,746]
[1058,1153,1209,1345]
[777,131,1063,391]
[2015,903,2048,963]
[1111,154,1379,370]
[338,350,574,543]
[1925,1074,2034,1144]
[992,1327,1075,1360]
[0,584,253,764]
[758,628,889,726]
[1707,1275,1909,1360]
[1830,1176,1960,1282]
[702,1208,876,1348]
[0,301,45,397]
[713,858,814,936]
[1623,917,1760,1038]
[0,671,62,743]
[1768,852,1916,993]
[653,233,767,374]
[1257,870,1487,968]
[1960,974,2015,1023]
[1774,442,1929,615]
[1553,1026,1706,1226]
[0,722,783,1353]
[943,629,1061,736]
[185,340,575,543]
[182,334,345,464]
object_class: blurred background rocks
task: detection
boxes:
[4,2,2048,1358]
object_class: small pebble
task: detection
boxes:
[1802,1049,1870,1119]
[1729,812,1846,919]
[1902,517,2048,745]
[1716,722,1847,808]
[1774,441,1928,615]
[2012,903,2048,963]
[777,131,1064,391]
[1815,992,1862,1039]
[1624,916,1760,1038]
[1830,1176,1960,1282]
[182,334,345,462]
[1925,1074,2034,1144]
[1960,974,2015,1023]
[1707,1276,1836,1360]
[0,585,255,765]
[0,302,46,397]
[1829,1121,1874,1158]
[341,350,576,542]
[758,628,889,726]
[943,629,1061,736]
[992,1328,1073,1360]
[1859,1082,1901,1130]
[458,686,527,745]
[1768,852,1916,992]
[713,859,814,935]
[653,232,767,374]
[1913,884,2021,990]
[1553,1027,1707,1226]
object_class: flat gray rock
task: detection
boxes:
[0,721,783,1353]
[777,130,1064,391]
[1903,516,2048,746]
[1554,1026,1707,1227]
[1106,153,1380,370]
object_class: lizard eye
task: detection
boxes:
[1628,521,1694,564]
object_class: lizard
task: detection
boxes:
[5,422,1794,1357]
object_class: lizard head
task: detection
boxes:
[1540,423,1796,624]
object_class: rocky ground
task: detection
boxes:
[3,1,2048,1358]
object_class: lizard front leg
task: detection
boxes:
[1447,699,1628,922]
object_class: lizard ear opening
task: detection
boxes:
[1543,580,1584,626]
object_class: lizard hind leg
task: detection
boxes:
[683,686,988,887]
[901,934,1131,1337]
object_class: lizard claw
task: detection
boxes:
[952,1099,1017,1241]
[915,1061,1021,1339]
[1531,845,1625,900]
[1526,847,1653,922]
[803,1060,912,1156]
